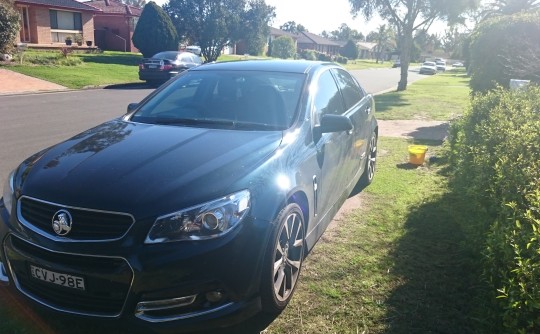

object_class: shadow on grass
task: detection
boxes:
[78,54,142,66]
[375,92,409,113]
[384,190,494,333]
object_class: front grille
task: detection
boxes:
[6,236,133,317]
[18,196,134,241]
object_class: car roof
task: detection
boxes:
[192,59,336,74]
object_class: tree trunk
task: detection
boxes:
[397,25,414,91]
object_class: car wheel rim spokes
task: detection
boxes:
[368,136,377,180]
[273,212,304,302]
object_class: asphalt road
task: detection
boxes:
[0,66,423,189]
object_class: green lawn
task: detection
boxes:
[3,51,143,89]
[375,68,470,121]
[1,50,398,89]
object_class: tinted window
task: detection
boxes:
[313,70,344,117]
[152,52,179,60]
[331,68,365,110]
[131,70,305,130]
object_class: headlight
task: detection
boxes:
[2,171,15,215]
[145,190,250,244]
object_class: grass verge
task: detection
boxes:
[3,51,142,89]
[375,69,470,121]
[264,137,489,333]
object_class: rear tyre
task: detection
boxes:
[260,203,305,313]
[358,130,377,188]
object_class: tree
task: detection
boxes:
[280,21,306,33]
[340,39,359,59]
[469,10,540,92]
[132,2,178,58]
[0,0,19,54]
[369,24,395,63]
[481,0,540,20]
[329,23,364,41]
[349,0,479,90]
[414,29,441,55]
[165,0,246,62]
[241,0,275,55]
[441,26,468,58]
[270,35,296,59]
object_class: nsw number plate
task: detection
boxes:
[30,265,85,290]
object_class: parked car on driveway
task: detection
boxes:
[0,60,378,333]
[392,59,401,68]
[139,51,202,86]
[419,61,437,75]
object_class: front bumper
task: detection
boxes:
[0,197,268,333]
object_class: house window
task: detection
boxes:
[49,10,83,42]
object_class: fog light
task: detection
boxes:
[205,290,224,303]
[136,294,197,313]
[0,261,9,284]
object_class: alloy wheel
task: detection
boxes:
[272,211,304,302]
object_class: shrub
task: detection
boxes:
[335,56,348,64]
[0,1,20,54]
[270,36,295,59]
[469,11,540,93]
[315,51,331,61]
[449,85,540,332]
[340,39,358,60]
[300,49,316,60]
[132,2,179,58]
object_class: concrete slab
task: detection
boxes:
[0,68,66,95]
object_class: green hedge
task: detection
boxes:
[449,85,540,332]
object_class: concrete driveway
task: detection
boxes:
[0,68,66,95]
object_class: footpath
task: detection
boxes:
[0,68,66,95]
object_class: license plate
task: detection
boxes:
[30,265,85,290]
[148,65,157,69]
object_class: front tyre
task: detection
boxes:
[358,130,377,188]
[261,203,305,313]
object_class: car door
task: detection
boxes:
[330,68,371,188]
[311,69,351,219]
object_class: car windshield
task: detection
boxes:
[130,70,306,130]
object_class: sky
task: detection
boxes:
[150,0,451,37]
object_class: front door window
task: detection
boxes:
[19,6,30,42]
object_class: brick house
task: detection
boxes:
[85,0,142,53]
[268,27,341,56]
[14,0,99,46]
[296,31,341,56]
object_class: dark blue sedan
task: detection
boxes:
[0,60,377,333]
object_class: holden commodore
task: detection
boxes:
[0,60,377,333]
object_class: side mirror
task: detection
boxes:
[318,114,353,133]
[127,103,139,113]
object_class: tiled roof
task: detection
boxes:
[269,27,298,40]
[15,0,100,11]
[86,0,142,16]
[270,27,341,47]
[297,31,341,47]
